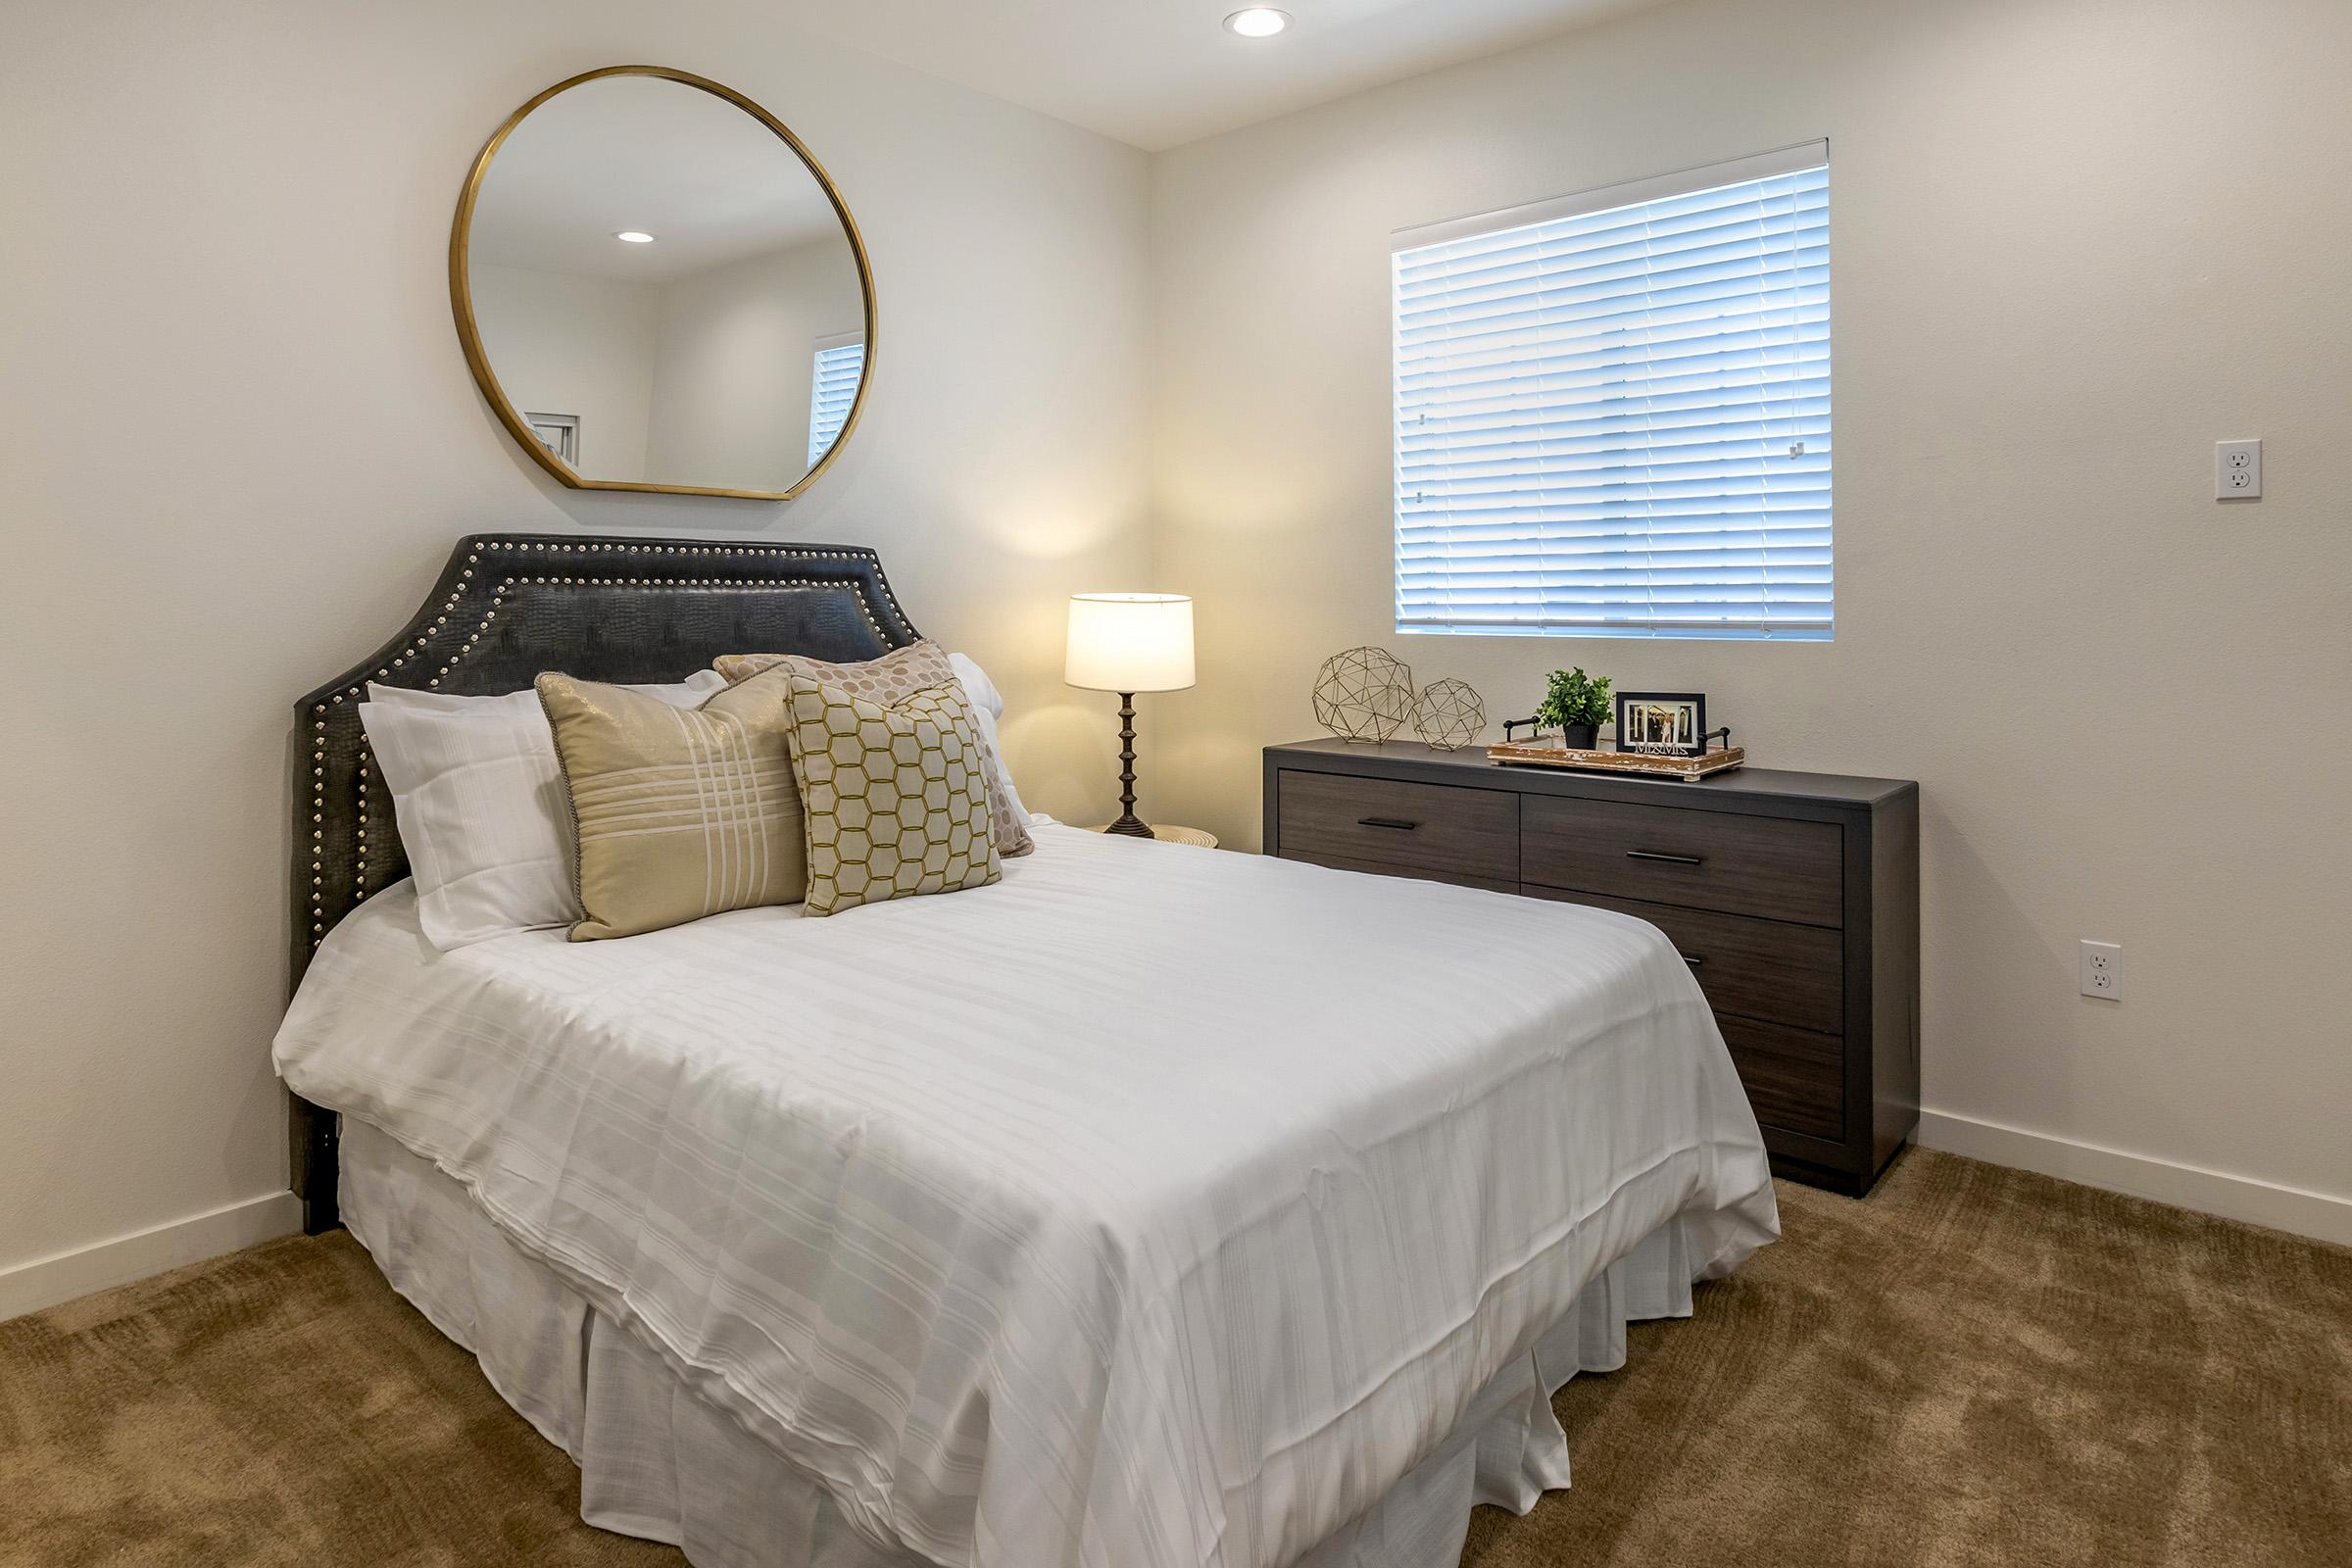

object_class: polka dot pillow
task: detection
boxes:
[782,674,1002,916]
[716,640,1033,858]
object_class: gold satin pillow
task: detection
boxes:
[784,675,1001,917]
[536,668,806,940]
[716,640,1034,858]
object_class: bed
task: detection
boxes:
[278,534,1778,1568]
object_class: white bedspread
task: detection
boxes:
[276,823,1776,1568]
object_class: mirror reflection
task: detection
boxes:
[458,70,871,498]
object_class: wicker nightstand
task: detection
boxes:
[1087,823,1219,849]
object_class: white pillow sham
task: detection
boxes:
[948,653,1032,827]
[361,671,724,950]
[948,652,1004,719]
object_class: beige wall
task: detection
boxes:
[0,0,1151,1292]
[1149,0,2352,1221]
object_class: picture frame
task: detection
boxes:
[1614,691,1707,758]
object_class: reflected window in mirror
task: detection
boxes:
[808,334,865,468]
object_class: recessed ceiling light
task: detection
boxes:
[612,230,656,244]
[1223,8,1291,38]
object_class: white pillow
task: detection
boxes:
[948,652,1005,719]
[361,671,724,950]
[948,653,1031,826]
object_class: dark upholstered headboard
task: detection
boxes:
[287,533,922,1229]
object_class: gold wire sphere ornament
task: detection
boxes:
[1411,678,1487,751]
[1312,647,1415,742]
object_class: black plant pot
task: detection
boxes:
[1562,721,1599,750]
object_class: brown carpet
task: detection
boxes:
[0,1230,676,1567]
[2,1152,2345,1567]
[1467,1152,2352,1568]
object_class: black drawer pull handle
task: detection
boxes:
[1627,850,1705,867]
[1683,955,1707,968]
[1358,816,1419,831]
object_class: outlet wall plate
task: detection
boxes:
[2216,439,2262,500]
[2079,939,2124,1000]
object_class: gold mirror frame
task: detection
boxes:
[450,65,877,501]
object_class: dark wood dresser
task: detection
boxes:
[1263,738,1919,1196]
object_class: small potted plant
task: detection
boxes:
[1535,666,1612,750]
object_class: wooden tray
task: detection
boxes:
[1487,741,1746,781]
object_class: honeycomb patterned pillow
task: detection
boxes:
[783,674,1002,917]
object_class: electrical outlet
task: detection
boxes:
[2079,940,2124,1001]
[2216,439,2262,500]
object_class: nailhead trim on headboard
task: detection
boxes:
[294,535,919,970]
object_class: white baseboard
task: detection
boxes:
[0,1190,304,1323]
[1916,1110,2352,1249]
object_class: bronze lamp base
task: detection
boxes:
[1104,691,1155,839]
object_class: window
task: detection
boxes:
[1393,143,1831,640]
[808,334,866,467]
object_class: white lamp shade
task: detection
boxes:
[1065,593,1195,693]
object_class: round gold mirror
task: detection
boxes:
[451,67,875,500]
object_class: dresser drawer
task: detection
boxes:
[1286,850,1516,896]
[1522,796,1841,927]
[1276,769,1518,883]
[1717,1015,1844,1142]
[1522,888,1843,1036]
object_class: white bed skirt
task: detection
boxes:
[341,1118,1699,1568]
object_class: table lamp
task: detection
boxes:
[1065,593,1195,838]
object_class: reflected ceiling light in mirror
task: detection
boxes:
[612,229,657,243]
[1222,8,1291,38]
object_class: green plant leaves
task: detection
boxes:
[1534,666,1612,730]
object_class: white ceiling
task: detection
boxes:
[774,0,1670,152]
[469,75,848,282]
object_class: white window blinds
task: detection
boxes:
[808,335,865,468]
[1393,143,1831,640]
